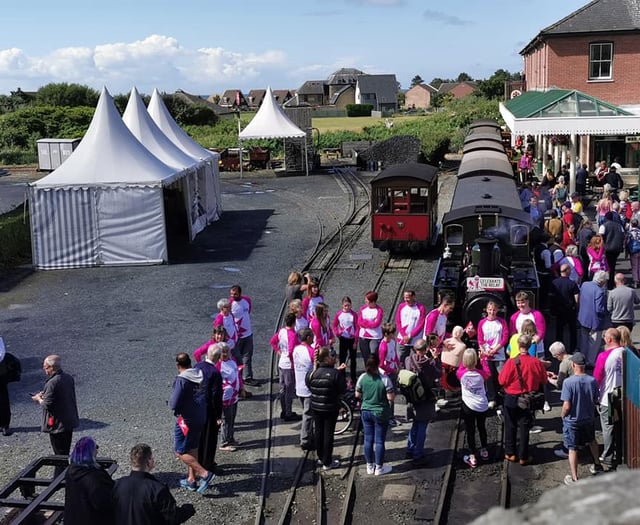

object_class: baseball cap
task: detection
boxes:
[570,352,586,366]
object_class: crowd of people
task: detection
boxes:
[4,172,637,520]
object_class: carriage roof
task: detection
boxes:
[370,162,438,186]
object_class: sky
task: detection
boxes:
[0,0,590,98]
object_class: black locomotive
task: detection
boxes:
[432,119,539,329]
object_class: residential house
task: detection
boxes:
[272,90,293,105]
[405,83,437,109]
[520,0,640,169]
[355,74,398,113]
[296,80,328,106]
[438,81,477,99]
[218,89,248,109]
[247,89,266,110]
[172,89,232,116]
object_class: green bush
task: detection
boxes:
[0,206,31,269]
[345,104,373,117]
[0,148,37,164]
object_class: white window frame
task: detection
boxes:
[589,42,613,81]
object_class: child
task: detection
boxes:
[270,313,301,422]
[456,349,491,468]
[302,280,324,321]
[332,296,359,387]
[379,322,401,425]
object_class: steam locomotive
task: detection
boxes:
[432,119,539,328]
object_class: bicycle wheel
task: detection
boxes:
[334,399,353,435]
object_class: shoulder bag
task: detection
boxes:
[514,357,545,411]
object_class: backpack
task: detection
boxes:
[1,353,22,383]
[398,368,426,404]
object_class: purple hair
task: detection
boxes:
[70,436,98,467]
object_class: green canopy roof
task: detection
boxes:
[505,89,632,119]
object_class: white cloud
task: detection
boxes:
[0,35,290,95]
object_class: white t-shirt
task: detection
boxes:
[600,346,623,406]
[396,303,423,346]
[276,327,293,370]
[231,296,252,338]
[459,369,489,412]
[292,343,314,397]
[480,319,506,361]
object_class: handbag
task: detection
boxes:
[514,357,545,411]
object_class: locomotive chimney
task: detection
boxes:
[476,237,498,277]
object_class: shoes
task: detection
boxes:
[463,454,477,469]
[388,418,400,427]
[564,474,577,486]
[283,414,302,422]
[519,457,533,466]
[495,409,503,422]
[229,439,241,446]
[436,399,448,408]
[243,378,260,386]
[554,449,569,459]
[197,471,215,495]
[488,401,496,410]
[529,426,543,434]
[589,463,604,475]
[300,442,315,451]
[480,448,489,460]
[435,405,441,413]
[405,451,414,459]
[317,459,323,466]
[239,389,253,399]
[219,445,237,452]
[504,454,517,462]
[374,464,392,476]
[543,402,551,412]
[366,463,375,475]
[1,427,11,436]
[179,478,197,491]
[322,459,340,471]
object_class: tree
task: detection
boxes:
[162,95,217,126]
[456,72,473,82]
[430,77,453,89]
[411,75,424,87]
[35,83,99,107]
[477,69,517,100]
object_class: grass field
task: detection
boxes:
[312,114,423,132]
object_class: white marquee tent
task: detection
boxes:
[29,87,212,269]
[122,87,217,238]
[239,86,308,176]
[147,89,222,214]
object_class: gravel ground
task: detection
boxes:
[0,171,349,524]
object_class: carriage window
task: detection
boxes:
[445,224,463,245]
[510,225,528,245]
[373,188,390,212]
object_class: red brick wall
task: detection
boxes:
[524,34,640,105]
[449,84,476,98]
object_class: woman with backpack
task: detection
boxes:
[626,218,640,288]
[402,338,441,467]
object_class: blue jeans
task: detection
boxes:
[361,409,389,466]
[407,420,428,460]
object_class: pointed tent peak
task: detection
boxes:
[32,85,178,188]
[147,88,214,161]
[239,86,306,140]
[123,85,198,170]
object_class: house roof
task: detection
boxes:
[329,85,353,105]
[357,74,398,103]
[407,83,437,94]
[327,68,364,85]
[272,90,292,103]
[247,89,266,106]
[500,88,640,135]
[173,89,229,115]
[521,0,640,54]
[297,80,325,95]
[438,81,477,94]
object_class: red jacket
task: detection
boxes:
[498,354,547,395]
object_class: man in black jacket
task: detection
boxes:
[32,354,79,476]
[600,211,625,288]
[112,443,195,525]
[306,347,347,470]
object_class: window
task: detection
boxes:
[589,42,613,80]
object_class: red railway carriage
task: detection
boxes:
[370,162,439,253]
